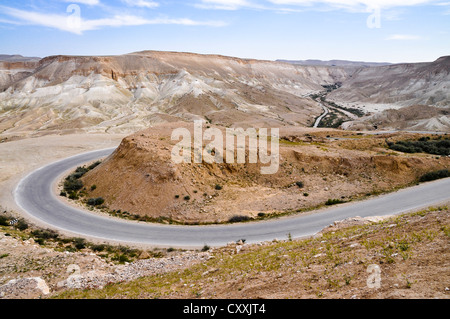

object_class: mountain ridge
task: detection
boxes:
[0,51,448,136]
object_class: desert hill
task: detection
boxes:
[76,122,449,224]
[278,59,392,67]
[0,55,40,62]
[328,56,450,108]
[342,104,450,132]
[0,51,354,136]
[1,51,449,138]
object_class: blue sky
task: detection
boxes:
[0,0,449,62]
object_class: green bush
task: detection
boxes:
[72,166,89,179]
[68,191,79,200]
[419,169,450,182]
[112,254,131,264]
[388,138,449,156]
[87,197,105,206]
[87,161,101,170]
[35,238,45,245]
[63,162,101,197]
[215,184,223,190]
[325,198,346,206]
[0,215,9,226]
[72,237,86,249]
[295,181,304,188]
[31,229,59,240]
[15,219,28,231]
[90,244,106,252]
[228,215,251,223]
[64,178,83,192]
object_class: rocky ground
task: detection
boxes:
[1,194,448,299]
[49,205,449,299]
[0,220,211,299]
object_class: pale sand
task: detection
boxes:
[0,133,125,216]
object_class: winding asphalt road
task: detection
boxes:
[14,147,450,248]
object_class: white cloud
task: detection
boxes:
[0,5,225,34]
[62,0,101,5]
[386,34,422,40]
[268,0,440,8]
[121,0,159,8]
[195,0,441,12]
[195,0,258,10]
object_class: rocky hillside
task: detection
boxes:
[328,56,450,108]
[1,52,449,136]
[342,105,450,132]
[0,51,353,135]
[76,123,450,224]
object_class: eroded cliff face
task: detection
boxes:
[1,52,449,137]
[0,51,357,136]
[328,56,450,108]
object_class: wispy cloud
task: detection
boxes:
[194,0,262,10]
[0,4,225,34]
[195,0,442,12]
[268,0,440,8]
[386,34,422,40]
[62,0,101,5]
[121,0,160,8]
[435,1,450,14]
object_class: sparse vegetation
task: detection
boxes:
[325,198,346,206]
[295,181,304,188]
[63,177,83,193]
[228,215,251,223]
[388,138,450,156]
[73,237,86,249]
[15,218,29,231]
[53,206,449,299]
[317,111,346,128]
[419,169,450,182]
[87,197,105,206]
[61,161,102,198]
[0,215,9,226]
[0,210,176,264]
